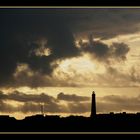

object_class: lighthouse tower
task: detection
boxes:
[91,91,96,117]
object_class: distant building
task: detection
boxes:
[91,91,96,117]
[137,112,140,115]
[110,112,114,115]
[0,115,16,120]
[122,112,126,115]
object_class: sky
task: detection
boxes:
[1,8,140,119]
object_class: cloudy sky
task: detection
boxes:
[1,8,140,119]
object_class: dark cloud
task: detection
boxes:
[0,8,138,88]
[0,11,80,86]
[110,43,130,60]
[12,68,51,88]
[67,9,140,39]
[57,92,90,102]
[0,91,65,113]
[0,91,90,113]
[79,36,130,63]
[0,91,90,103]
[0,91,57,103]
[8,34,130,88]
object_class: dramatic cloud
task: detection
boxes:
[1,8,140,119]
[0,8,139,88]
[79,36,130,63]
[0,11,80,86]
[4,37,130,88]
[57,92,90,102]
[67,9,140,39]
[2,8,140,40]
[0,91,90,113]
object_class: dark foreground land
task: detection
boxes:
[1,113,140,132]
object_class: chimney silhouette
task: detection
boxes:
[91,91,96,117]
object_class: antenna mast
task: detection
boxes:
[40,104,44,116]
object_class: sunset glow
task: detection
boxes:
[1,8,140,119]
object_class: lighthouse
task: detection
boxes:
[91,91,96,117]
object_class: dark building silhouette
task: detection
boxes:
[91,91,96,117]
[2,91,140,132]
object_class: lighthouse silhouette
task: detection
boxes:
[91,91,96,117]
